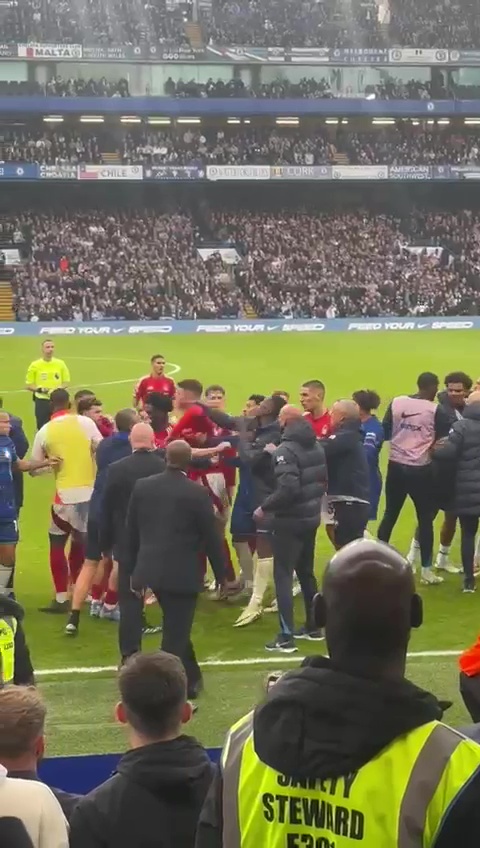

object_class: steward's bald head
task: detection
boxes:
[317,539,420,679]
[279,404,303,427]
[166,440,192,471]
[130,422,155,450]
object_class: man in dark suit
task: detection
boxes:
[98,423,166,658]
[124,440,226,699]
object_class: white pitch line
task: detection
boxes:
[35,649,462,677]
[0,361,181,394]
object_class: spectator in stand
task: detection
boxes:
[69,651,214,848]
[0,687,79,820]
[0,771,68,848]
[197,539,480,848]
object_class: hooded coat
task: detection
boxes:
[196,657,480,848]
[69,736,214,848]
[434,402,480,516]
[261,418,327,532]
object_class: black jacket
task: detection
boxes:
[261,419,327,532]
[238,421,282,510]
[0,818,34,848]
[125,467,226,593]
[437,390,465,428]
[70,736,214,848]
[7,770,79,820]
[0,596,34,686]
[434,402,480,516]
[196,656,480,848]
[99,449,166,559]
[321,420,370,502]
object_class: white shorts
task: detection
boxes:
[321,495,335,526]
[49,502,89,536]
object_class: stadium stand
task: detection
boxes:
[9,207,480,321]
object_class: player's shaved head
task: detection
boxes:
[279,404,303,426]
[115,408,139,433]
[467,391,480,405]
[130,422,155,450]
[316,539,421,680]
[330,398,360,430]
[166,440,192,471]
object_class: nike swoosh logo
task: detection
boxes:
[401,412,421,419]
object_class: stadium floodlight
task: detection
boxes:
[80,116,105,123]
[276,117,299,125]
[372,118,395,125]
[465,118,480,125]
[120,116,142,123]
[437,118,450,124]
[147,117,171,125]
[177,117,201,124]
[325,119,339,124]
[43,115,64,123]
[227,118,241,124]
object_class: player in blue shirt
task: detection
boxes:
[0,411,56,594]
[352,390,384,523]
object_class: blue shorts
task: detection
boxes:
[0,520,18,544]
[230,503,256,540]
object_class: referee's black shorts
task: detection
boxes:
[34,396,51,430]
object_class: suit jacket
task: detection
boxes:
[99,449,166,559]
[125,467,226,594]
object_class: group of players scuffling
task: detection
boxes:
[0,352,477,650]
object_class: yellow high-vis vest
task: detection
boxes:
[0,615,16,684]
[221,712,480,848]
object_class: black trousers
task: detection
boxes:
[153,590,202,697]
[333,501,370,548]
[272,528,318,637]
[460,671,480,722]
[378,462,434,568]
[118,561,143,661]
[34,396,51,430]
[459,515,478,585]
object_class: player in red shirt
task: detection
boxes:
[300,378,335,545]
[134,354,176,412]
[167,379,239,590]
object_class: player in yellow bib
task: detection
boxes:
[25,339,70,430]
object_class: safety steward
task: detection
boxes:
[196,540,480,848]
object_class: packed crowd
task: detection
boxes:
[1,0,188,46]
[0,130,101,165]
[8,208,480,321]
[12,211,242,321]
[5,126,480,170]
[0,0,479,48]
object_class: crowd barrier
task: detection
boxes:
[3,163,480,182]
[0,317,477,336]
[39,748,222,795]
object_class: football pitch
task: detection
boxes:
[2,329,479,756]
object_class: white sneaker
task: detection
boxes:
[421,568,444,585]
[264,599,278,613]
[406,541,421,570]
[435,559,461,574]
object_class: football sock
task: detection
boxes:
[49,535,69,594]
[234,541,254,584]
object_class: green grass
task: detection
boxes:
[1,330,479,755]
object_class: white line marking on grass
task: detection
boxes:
[35,649,462,677]
[0,361,180,394]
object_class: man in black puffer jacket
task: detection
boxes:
[321,399,370,549]
[434,392,480,592]
[256,406,327,653]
